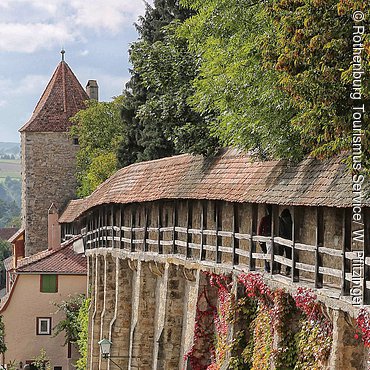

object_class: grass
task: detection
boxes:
[0,159,21,164]
[0,159,21,181]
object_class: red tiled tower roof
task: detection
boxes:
[19,61,89,132]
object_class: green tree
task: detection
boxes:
[70,97,124,197]
[118,0,218,167]
[265,0,369,162]
[0,316,6,356]
[54,294,86,344]
[54,295,90,370]
[32,348,51,370]
[180,0,369,163]
[76,298,90,370]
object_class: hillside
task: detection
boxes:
[0,142,20,159]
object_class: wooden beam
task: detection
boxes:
[291,207,299,282]
[172,201,178,254]
[143,206,148,252]
[215,201,222,263]
[200,201,206,261]
[249,204,257,271]
[315,207,324,288]
[111,205,114,248]
[341,208,351,295]
[104,206,108,246]
[270,205,277,275]
[130,206,135,252]
[158,202,163,254]
[98,208,102,248]
[232,203,239,265]
[119,205,123,249]
[186,200,193,258]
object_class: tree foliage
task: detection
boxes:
[0,316,6,355]
[54,294,90,370]
[117,0,218,168]
[76,297,90,370]
[70,97,123,197]
[54,294,85,345]
[180,0,369,163]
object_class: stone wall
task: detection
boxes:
[21,131,78,255]
[87,248,368,370]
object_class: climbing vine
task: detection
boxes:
[355,307,370,347]
[186,272,334,370]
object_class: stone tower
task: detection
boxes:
[20,56,89,256]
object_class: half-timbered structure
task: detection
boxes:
[60,149,369,369]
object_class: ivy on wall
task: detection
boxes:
[185,272,334,370]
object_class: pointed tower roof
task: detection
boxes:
[20,60,89,132]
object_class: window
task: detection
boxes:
[37,317,51,335]
[73,137,79,145]
[54,367,62,370]
[40,274,58,293]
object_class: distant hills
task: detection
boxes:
[0,142,20,159]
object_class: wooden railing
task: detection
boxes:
[64,201,369,305]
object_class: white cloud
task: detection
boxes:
[12,74,50,96]
[0,22,76,53]
[0,0,149,53]
[0,74,49,98]
[79,49,89,56]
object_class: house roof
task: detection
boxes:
[0,228,18,241]
[8,228,24,243]
[19,61,89,132]
[60,149,368,223]
[15,237,86,274]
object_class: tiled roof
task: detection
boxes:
[59,199,85,224]
[8,228,24,243]
[19,61,89,132]
[15,237,86,274]
[0,228,18,241]
[60,149,368,223]
[3,256,13,272]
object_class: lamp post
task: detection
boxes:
[98,338,126,369]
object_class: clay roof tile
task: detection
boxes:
[19,61,88,132]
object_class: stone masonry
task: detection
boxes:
[21,131,78,255]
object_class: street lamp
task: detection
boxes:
[99,338,128,370]
[98,338,112,359]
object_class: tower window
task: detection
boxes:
[73,137,79,145]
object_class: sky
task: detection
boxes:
[0,0,152,143]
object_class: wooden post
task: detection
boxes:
[98,208,102,248]
[232,203,239,266]
[111,205,114,248]
[270,205,277,275]
[172,201,178,254]
[158,203,162,254]
[291,207,299,282]
[215,201,222,263]
[104,206,108,246]
[186,200,193,258]
[119,205,123,249]
[315,207,324,288]
[248,204,257,271]
[200,201,206,261]
[144,206,148,252]
[130,206,135,252]
[341,208,351,296]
